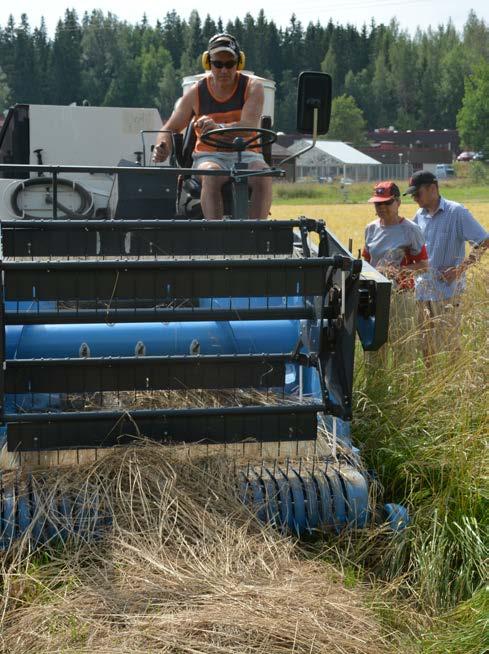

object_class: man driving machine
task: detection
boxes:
[153,33,272,220]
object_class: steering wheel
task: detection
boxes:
[200,126,277,151]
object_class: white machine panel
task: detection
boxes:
[0,105,165,220]
[28,105,162,166]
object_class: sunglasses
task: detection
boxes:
[210,60,237,69]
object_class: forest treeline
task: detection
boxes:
[1,9,489,132]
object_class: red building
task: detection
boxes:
[359,128,460,171]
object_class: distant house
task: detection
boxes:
[361,128,460,171]
[368,128,460,154]
[359,142,453,171]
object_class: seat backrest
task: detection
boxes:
[177,117,197,168]
[260,115,273,166]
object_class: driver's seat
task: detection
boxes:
[173,116,273,219]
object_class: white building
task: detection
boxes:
[291,140,381,182]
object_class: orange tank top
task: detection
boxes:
[194,73,259,152]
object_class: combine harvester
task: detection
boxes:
[0,72,406,548]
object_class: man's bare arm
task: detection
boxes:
[440,236,489,282]
[153,87,196,162]
[236,79,265,127]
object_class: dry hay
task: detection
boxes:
[0,444,394,654]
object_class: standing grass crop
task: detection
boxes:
[273,203,488,652]
[351,269,488,653]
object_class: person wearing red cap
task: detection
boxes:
[363,181,429,363]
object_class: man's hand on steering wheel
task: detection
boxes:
[195,115,221,134]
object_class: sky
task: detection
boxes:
[0,1,487,36]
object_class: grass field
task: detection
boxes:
[273,175,489,206]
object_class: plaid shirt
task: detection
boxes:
[413,197,489,301]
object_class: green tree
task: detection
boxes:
[371,49,396,127]
[438,44,468,128]
[202,14,217,43]
[0,65,11,112]
[388,31,418,127]
[102,26,139,107]
[162,11,185,68]
[282,15,304,77]
[0,16,16,100]
[12,14,39,103]
[241,13,257,70]
[327,94,367,145]
[252,10,271,78]
[180,10,204,75]
[157,61,181,120]
[33,18,52,103]
[79,11,119,106]
[138,45,171,107]
[320,44,337,96]
[0,7,487,131]
[463,10,489,66]
[51,10,82,104]
[275,69,296,131]
[344,68,376,128]
[457,62,489,154]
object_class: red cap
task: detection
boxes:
[368,181,401,203]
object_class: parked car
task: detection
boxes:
[472,152,486,161]
[456,151,476,162]
[436,164,455,178]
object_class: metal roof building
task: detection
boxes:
[288,139,381,182]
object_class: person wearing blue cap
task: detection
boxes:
[404,170,489,362]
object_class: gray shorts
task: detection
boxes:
[192,151,267,169]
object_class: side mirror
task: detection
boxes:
[278,71,332,168]
[296,71,332,136]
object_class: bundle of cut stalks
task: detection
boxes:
[0,444,394,654]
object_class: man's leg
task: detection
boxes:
[196,161,228,220]
[439,297,462,355]
[248,161,272,220]
[390,289,417,365]
[416,298,461,365]
[416,300,437,365]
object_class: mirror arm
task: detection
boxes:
[278,107,318,166]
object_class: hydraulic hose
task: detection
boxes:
[10,177,94,219]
